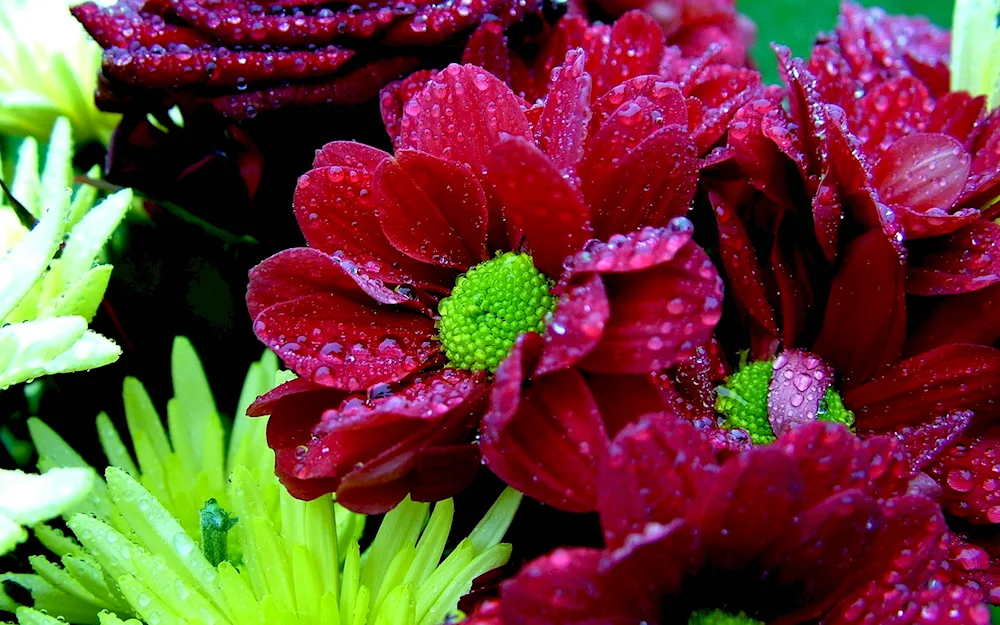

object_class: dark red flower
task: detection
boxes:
[486,417,990,624]
[247,55,724,512]
[583,0,755,68]
[73,0,541,120]
[696,0,1000,589]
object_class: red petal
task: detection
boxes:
[598,413,717,549]
[375,150,488,269]
[72,2,213,48]
[767,349,835,437]
[907,220,1000,296]
[587,372,673,436]
[559,222,723,373]
[927,91,986,147]
[397,64,532,176]
[247,248,412,321]
[253,292,439,391]
[872,134,972,238]
[102,45,354,89]
[685,65,761,155]
[854,76,931,160]
[380,69,436,148]
[249,378,349,449]
[906,283,1000,354]
[708,187,778,335]
[535,274,610,376]
[589,125,698,241]
[481,334,608,512]
[777,422,910,504]
[287,369,488,511]
[929,425,1000,525]
[534,48,592,177]
[812,230,907,388]
[293,145,451,287]
[686,447,801,569]
[486,138,593,278]
[586,11,665,96]
[500,548,636,624]
[461,21,513,86]
[875,410,974,476]
[845,344,1000,430]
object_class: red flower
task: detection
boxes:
[247,53,724,512]
[489,417,990,624]
[585,0,756,68]
[73,0,540,120]
[697,1,1000,585]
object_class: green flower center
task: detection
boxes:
[437,252,555,372]
[715,356,854,444]
[688,609,763,625]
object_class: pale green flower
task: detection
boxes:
[3,337,521,625]
[0,467,94,556]
[951,0,1000,109]
[0,117,130,391]
[0,0,120,145]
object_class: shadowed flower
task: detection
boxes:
[71,0,542,121]
[248,51,726,513]
[2,337,521,625]
[0,117,131,391]
[478,416,991,624]
[692,0,1000,595]
[0,0,120,144]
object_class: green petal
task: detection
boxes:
[0,467,93,525]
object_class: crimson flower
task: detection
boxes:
[694,1,1000,591]
[471,416,990,624]
[247,48,725,512]
[73,0,540,120]
[584,0,755,68]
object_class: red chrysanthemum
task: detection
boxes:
[690,1,1000,597]
[72,0,541,120]
[479,417,991,624]
[247,42,728,512]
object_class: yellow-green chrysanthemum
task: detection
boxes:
[0,117,131,391]
[3,337,521,625]
[0,0,120,145]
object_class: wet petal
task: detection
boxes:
[929,425,1000,525]
[845,344,1000,430]
[534,48,593,177]
[812,230,907,388]
[481,334,608,512]
[375,149,488,269]
[486,138,593,278]
[767,349,835,437]
[535,274,610,376]
[398,64,532,176]
[907,220,1000,296]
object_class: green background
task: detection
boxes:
[740,0,954,83]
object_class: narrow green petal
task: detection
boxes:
[0,513,28,555]
[10,137,40,218]
[28,554,104,607]
[122,377,171,468]
[103,468,225,608]
[419,543,511,625]
[38,117,72,217]
[362,497,428,602]
[26,417,114,519]
[218,561,263,625]
[68,164,101,227]
[61,554,130,612]
[33,523,87,559]
[58,188,131,288]
[16,606,67,625]
[340,542,362,625]
[46,264,113,321]
[97,610,143,625]
[170,336,218,437]
[96,412,139,477]
[403,499,452,590]
[467,487,522,553]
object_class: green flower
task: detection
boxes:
[0,117,131,391]
[0,0,120,145]
[951,0,1000,109]
[3,337,521,625]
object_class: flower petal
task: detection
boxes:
[929,425,1000,525]
[481,334,608,512]
[767,349,835,437]
[534,48,593,177]
[905,283,1000,354]
[812,230,907,388]
[560,222,723,373]
[253,292,439,390]
[486,138,593,278]
[874,410,973,476]
[907,220,1000,296]
[379,69,437,148]
[375,149,488,269]
[598,414,716,549]
[535,274,610,376]
[845,344,1000,430]
[397,64,532,176]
